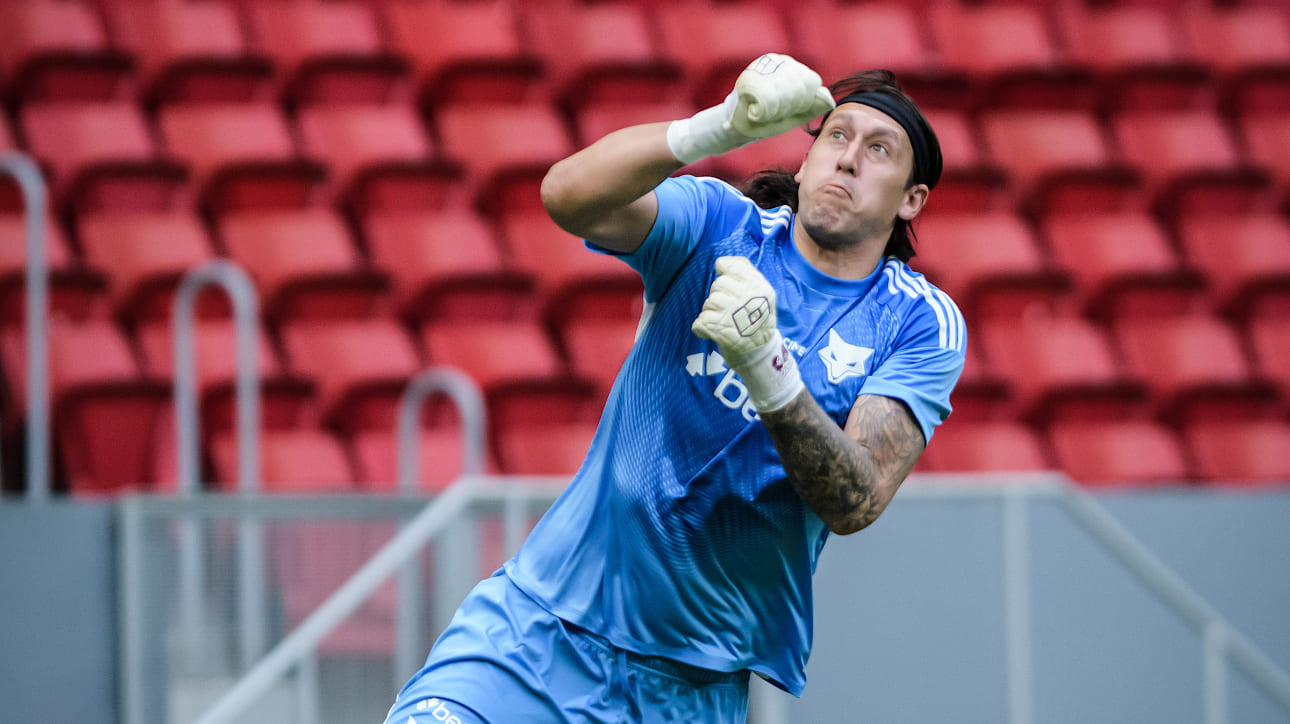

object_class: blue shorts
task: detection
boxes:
[382,573,750,723]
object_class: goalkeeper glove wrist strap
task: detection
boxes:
[666,95,753,165]
[725,330,804,413]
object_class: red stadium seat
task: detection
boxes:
[979,313,1147,423]
[243,0,407,104]
[211,427,356,492]
[1054,3,1208,111]
[380,0,541,105]
[104,0,273,103]
[791,2,934,85]
[558,315,640,402]
[217,208,389,322]
[497,420,597,477]
[944,337,1013,422]
[1181,5,1290,79]
[521,2,681,109]
[922,109,988,176]
[433,101,575,213]
[420,318,569,392]
[929,2,1059,78]
[0,213,106,328]
[1111,107,1266,211]
[363,208,532,321]
[350,425,499,492]
[157,102,325,213]
[1174,212,1290,318]
[1183,420,1290,484]
[927,2,1093,109]
[500,209,641,308]
[1238,110,1290,194]
[295,103,460,209]
[1040,210,1203,319]
[917,108,1012,213]
[977,109,1137,211]
[921,419,1052,473]
[652,2,794,107]
[1048,419,1190,487]
[1112,313,1281,423]
[910,211,1071,321]
[489,383,602,477]
[18,101,186,211]
[1247,315,1290,394]
[280,317,423,433]
[0,0,131,101]
[0,318,169,494]
[76,209,218,323]
[135,318,314,435]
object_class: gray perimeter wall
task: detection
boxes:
[2,486,1289,724]
[0,501,116,723]
[790,486,1290,724]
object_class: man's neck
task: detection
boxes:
[791,221,886,280]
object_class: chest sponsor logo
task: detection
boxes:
[686,350,759,421]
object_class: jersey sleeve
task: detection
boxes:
[586,175,744,303]
[858,299,966,445]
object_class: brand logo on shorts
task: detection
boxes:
[412,698,464,724]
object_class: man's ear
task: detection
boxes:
[897,184,929,221]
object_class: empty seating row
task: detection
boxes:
[2,303,1288,493]
[3,0,1289,110]
[918,417,1290,487]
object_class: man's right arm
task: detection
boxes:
[539,122,681,255]
[540,53,836,255]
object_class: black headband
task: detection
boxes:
[835,92,941,189]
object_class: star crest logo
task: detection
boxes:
[818,329,873,384]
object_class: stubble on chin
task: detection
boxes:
[799,204,886,253]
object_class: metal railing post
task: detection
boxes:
[172,260,264,669]
[394,368,487,684]
[0,151,50,502]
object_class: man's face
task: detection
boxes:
[794,103,927,251]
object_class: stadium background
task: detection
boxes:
[0,0,1288,722]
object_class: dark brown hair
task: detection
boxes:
[740,70,941,263]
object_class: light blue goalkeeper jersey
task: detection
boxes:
[504,175,966,696]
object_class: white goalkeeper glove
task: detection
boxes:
[692,256,804,413]
[666,53,837,165]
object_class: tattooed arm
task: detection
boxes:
[760,389,925,535]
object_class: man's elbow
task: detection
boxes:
[825,492,897,536]
[826,515,874,536]
[540,163,575,227]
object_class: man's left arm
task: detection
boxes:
[760,391,924,535]
[692,255,959,535]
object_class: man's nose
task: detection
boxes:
[836,146,859,175]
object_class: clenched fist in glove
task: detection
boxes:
[667,53,836,165]
[692,256,805,413]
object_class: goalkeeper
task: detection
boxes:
[383,54,965,723]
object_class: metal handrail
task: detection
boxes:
[0,152,49,502]
[171,260,265,669]
[179,475,1290,724]
[188,479,568,724]
[173,259,261,496]
[1056,484,1290,723]
[394,367,488,682]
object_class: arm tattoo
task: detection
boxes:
[760,392,926,535]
